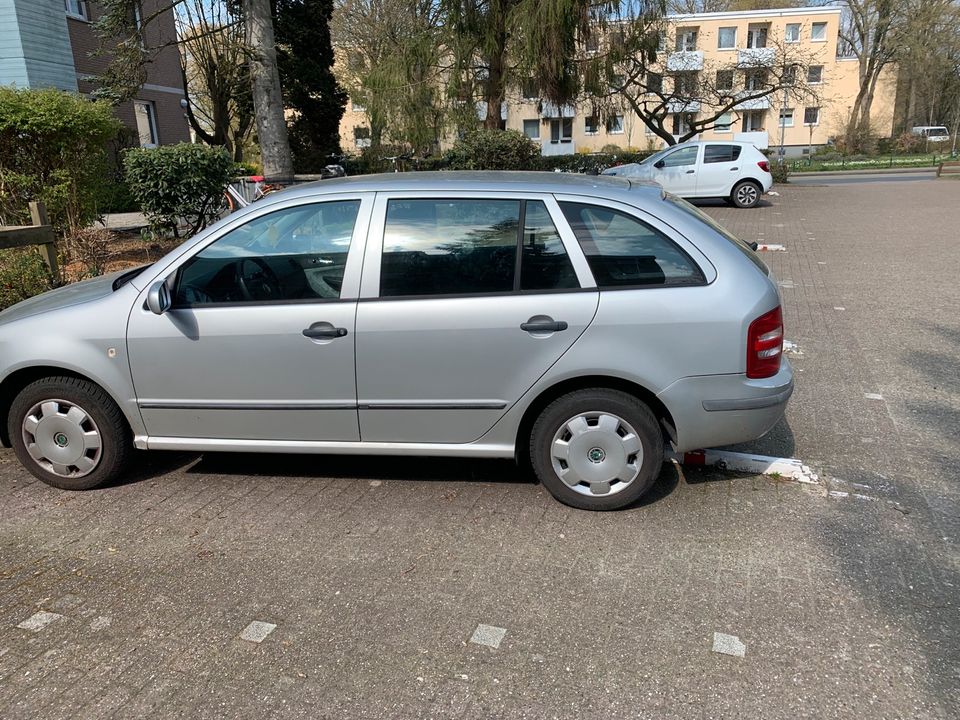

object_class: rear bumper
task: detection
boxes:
[657,360,794,452]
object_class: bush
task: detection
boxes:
[0,249,54,311]
[769,159,790,184]
[0,87,121,232]
[125,143,237,238]
[533,151,653,174]
[446,129,540,170]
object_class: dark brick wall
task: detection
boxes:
[68,0,190,145]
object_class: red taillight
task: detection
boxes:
[757,160,771,173]
[746,306,783,378]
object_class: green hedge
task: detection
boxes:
[0,87,121,232]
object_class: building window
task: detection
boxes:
[608,74,625,94]
[584,33,600,54]
[718,27,736,50]
[779,108,794,128]
[550,118,573,143]
[65,0,87,19]
[747,24,769,49]
[783,65,798,86]
[674,72,698,97]
[606,115,624,134]
[807,65,823,84]
[785,23,801,43]
[716,70,734,91]
[584,116,599,135]
[715,112,733,132]
[133,101,158,148]
[742,110,765,132]
[671,114,693,136]
[353,126,371,148]
[804,107,820,126]
[646,72,663,94]
[811,22,827,42]
[523,119,540,140]
[675,28,698,52]
[521,78,538,101]
[744,69,767,92]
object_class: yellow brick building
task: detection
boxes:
[339,5,897,159]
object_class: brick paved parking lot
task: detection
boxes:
[1,179,958,719]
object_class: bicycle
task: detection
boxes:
[223,175,284,213]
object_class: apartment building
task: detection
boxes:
[0,0,190,148]
[339,5,897,158]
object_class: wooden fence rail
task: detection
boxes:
[0,202,58,276]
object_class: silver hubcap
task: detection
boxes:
[736,184,759,206]
[21,399,102,478]
[551,412,644,497]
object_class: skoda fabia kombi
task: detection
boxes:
[0,172,792,511]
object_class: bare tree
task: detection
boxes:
[177,1,254,162]
[836,0,904,150]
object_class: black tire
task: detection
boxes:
[529,389,664,511]
[8,376,133,490]
[730,180,762,208]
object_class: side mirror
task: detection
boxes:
[146,280,171,315]
[653,160,665,169]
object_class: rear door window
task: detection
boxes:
[703,144,742,163]
[559,202,705,288]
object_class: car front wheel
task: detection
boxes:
[9,376,133,490]
[530,389,664,511]
[731,180,762,208]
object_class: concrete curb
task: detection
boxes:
[790,166,938,177]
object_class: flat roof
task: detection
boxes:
[669,6,843,22]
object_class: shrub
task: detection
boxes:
[769,159,790,184]
[0,87,121,232]
[64,227,115,279]
[446,129,540,170]
[125,143,237,238]
[0,249,54,311]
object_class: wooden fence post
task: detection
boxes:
[28,201,59,278]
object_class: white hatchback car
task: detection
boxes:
[603,141,773,208]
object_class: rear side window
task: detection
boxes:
[703,145,742,163]
[559,202,705,288]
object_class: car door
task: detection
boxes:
[651,145,700,196]
[698,144,744,196]
[354,193,599,444]
[126,195,373,442]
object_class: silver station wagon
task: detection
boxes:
[0,172,792,510]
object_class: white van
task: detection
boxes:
[911,126,950,143]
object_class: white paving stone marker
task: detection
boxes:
[470,624,507,649]
[712,632,746,658]
[864,393,884,400]
[668,449,819,484]
[239,620,276,643]
[757,243,787,252]
[17,611,63,632]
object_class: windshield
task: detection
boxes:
[663,193,769,275]
[641,147,675,165]
[929,128,948,136]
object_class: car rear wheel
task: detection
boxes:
[731,180,762,208]
[530,389,664,510]
[9,376,133,490]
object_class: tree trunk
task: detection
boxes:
[244,0,294,182]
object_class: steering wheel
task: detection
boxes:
[237,258,282,301]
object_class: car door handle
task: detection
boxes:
[302,322,348,339]
[520,318,568,333]
[685,170,695,174]
[730,167,739,171]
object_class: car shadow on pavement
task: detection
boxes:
[153,450,683,508]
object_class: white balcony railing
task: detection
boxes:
[666,50,704,72]
[541,140,575,156]
[539,102,575,118]
[735,95,772,110]
[738,47,777,67]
